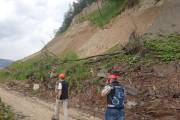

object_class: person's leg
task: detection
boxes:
[117,109,125,120]
[105,108,124,120]
[63,99,68,120]
[104,108,108,120]
[105,108,114,120]
[52,99,60,120]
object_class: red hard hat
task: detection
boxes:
[59,73,65,79]
[106,74,118,84]
[109,74,117,79]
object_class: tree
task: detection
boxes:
[56,0,102,36]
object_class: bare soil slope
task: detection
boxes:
[47,0,162,57]
[78,6,160,57]
[26,0,180,59]
[148,0,180,34]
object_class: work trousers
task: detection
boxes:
[52,99,68,120]
[104,108,124,120]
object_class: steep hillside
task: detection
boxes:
[2,34,180,119]
[45,0,180,58]
[148,0,180,34]
[0,1,179,119]
[0,59,13,69]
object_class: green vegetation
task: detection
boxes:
[0,54,58,81]
[59,51,79,61]
[57,62,90,89]
[99,34,180,70]
[5,56,57,81]
[111,35,180,65]
[0,51,90,89]
[56,51,91,88]
[0,34,179,89]
[88,0,127,27]
[145,35,180,61]
[0,98,14,120]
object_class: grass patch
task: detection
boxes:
[0,53,59,81]
[57,51,91,88]
[145,35,180,61]
[59,51,79,61]
[0,51,91,89]
[87,0,127,27]
[101,34,180,69]
[0,98,14,120]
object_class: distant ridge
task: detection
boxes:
[0,59,13,69]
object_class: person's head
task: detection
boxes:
[106,74,118,84]
[58,73,65,80]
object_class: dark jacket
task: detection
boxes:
[107,81,124,109]
[60,81,69,100]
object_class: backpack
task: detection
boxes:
[110,86,125,108]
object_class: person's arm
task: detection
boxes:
[57,90,62,99]
[56,82,62,99]
[101,85,113,97]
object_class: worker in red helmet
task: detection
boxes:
[52,73,69,120]
[106,74,118,84]
[102,74,125,120]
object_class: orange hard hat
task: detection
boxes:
[59,73,65,79]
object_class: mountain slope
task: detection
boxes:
[0,59,13,69]
[0,1,179,119]
[46,0,160,57]
[44,0,180,58]
[148,0,180,34]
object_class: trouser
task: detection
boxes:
[104,108,124,120]
[52,99,68,120]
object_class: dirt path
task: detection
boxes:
[0,86,101,120]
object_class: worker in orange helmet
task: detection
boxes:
[52,73,69,120]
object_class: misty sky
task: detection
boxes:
[0,0,75,60]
